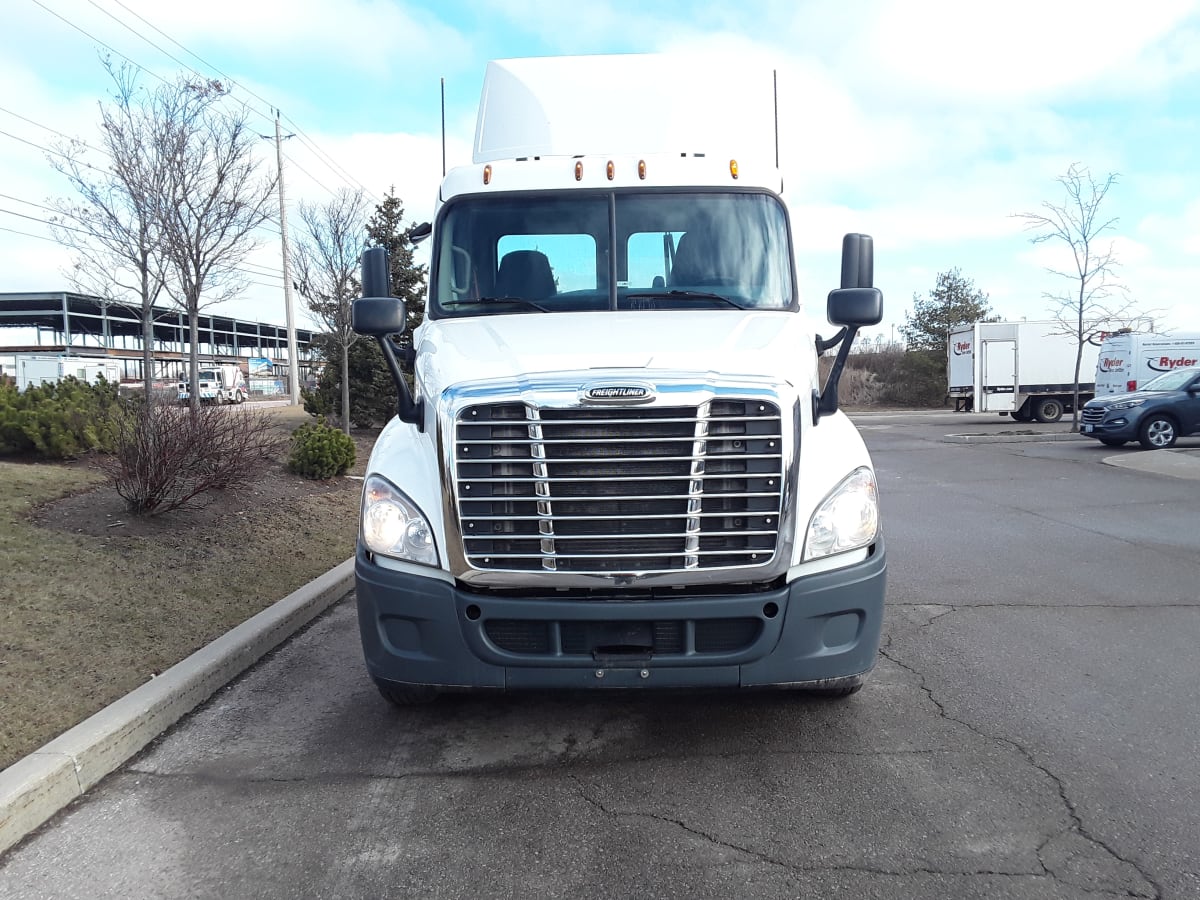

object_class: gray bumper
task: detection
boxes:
[355,539,885,692]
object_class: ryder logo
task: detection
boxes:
[1148,356,1198,372]
[1098,357,1125,372]
[953,341,972,356]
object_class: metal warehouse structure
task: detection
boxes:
[0,292,317,389]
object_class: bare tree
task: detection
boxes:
[293,188,369,434]
[1017,163,1152,429]
[155,78,277,411]
[48,61,170,395]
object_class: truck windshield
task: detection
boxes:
[431,191,795,317]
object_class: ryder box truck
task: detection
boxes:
[948,320,1099,422]
[349,56,886,704]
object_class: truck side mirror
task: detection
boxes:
[815,234,885,421]
[353,297,408,336]
[355,246,423,429]
[827,287,883,328]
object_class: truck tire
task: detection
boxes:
[234,389,245,404]
[1138,414,1178,450]
[374,678,438,706]
[1034,398,1064,423]
[1011,402,1032,422]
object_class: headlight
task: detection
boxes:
[1107,399,1144,410]
[361,474,439,567]
[804,467,880,560]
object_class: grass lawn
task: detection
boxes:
[0,408,369,771]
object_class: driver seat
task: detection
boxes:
[495,250,556,301]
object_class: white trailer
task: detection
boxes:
[1094,330,1200,395]
[14,354,120,392]
[948,321,1099,422]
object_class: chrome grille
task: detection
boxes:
[455,399,784,574]
[1081,407,1105,424]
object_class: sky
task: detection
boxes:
[2,0,1199,347]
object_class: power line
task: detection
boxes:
[280,149,339,199]
[97,0,374,200]
[25,0,378,205]
[0,206,285,287]
[0,105,97,153]
[26,0,171,88]
[82,0,277,132]
[281,115,377,199]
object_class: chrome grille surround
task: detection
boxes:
[441,375,796,588]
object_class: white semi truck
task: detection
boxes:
[350,56,886,704]
[947,320,1099,422]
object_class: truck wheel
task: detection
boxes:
[235,390,245,404]
[1034,398,1064,423]
[374,678,438,706]
[1011,403,1032,422]
[1138,414,1178,450]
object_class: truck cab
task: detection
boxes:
[351,56,885,704]
[178,364,246,405]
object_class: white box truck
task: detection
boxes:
[947,321,1099,422]
[15,354,120,392]
[1094,330,1200,395]
[348,55,886,705]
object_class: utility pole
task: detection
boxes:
[273,110,300,404]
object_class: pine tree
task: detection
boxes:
[364,186,428,342]
[901,269,994,352]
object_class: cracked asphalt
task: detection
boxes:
[2,412,1199,899]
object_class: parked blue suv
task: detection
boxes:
[1080,367,1200,449]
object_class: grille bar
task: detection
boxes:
[456,399,784,575]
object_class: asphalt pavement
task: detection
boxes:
[2,411,1198,899]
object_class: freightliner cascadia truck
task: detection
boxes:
[350,56,886,704]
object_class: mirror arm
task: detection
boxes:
[815,328,847,354]
[376,335,423,429]
[814,325,861,423]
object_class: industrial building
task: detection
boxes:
[0,292,317,393]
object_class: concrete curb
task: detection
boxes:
[0,557,355,857]
[942,431,1086,444]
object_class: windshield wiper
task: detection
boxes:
[444,296,549,313]
[623,290,741,309]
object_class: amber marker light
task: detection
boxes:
[729,159,739,179]
[575,161,583,181]
[638,160,647,180]
[483,165,492,185]
[606,160,615,180]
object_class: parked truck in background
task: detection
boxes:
[349,55,886,705]
[13,354,120,392]
[948,321,1099,422]
[1093,330,1200,395]
[177,364,247,405]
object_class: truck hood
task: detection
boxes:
[417,310,813,391]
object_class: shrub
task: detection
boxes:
[287,421,356,480]
[0,377,123,459]
[99,401,286,515]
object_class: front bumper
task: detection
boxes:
[1080,409,1143,441]
[354,539,886,692]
